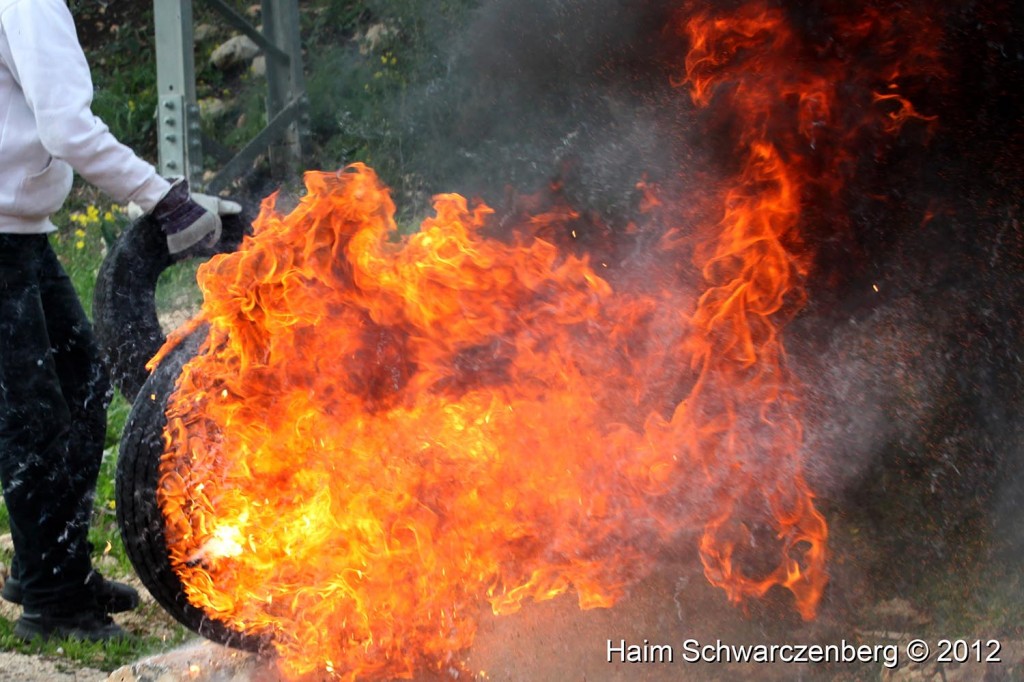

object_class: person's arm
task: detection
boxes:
[1,0,239,254]
[0,0,169,211]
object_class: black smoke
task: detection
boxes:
[383,0,1024,619]
[71,3,1024,671]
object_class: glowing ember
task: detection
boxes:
[152,3,938,680]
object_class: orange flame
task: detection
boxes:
[678,2,828,619]
[154,3,939,679]
[674,0,940,616]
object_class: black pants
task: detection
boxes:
[0,234,110,611]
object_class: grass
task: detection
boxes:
[0,611,192,673]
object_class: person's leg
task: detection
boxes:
[36,240,137,616]
[0,235,130,638]
[0,235,95,608]
[0,236,138,630]
[37,239,110,575]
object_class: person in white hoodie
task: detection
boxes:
[0,0,238,641]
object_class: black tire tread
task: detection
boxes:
[97,212,260,651]
[115,327,264,651]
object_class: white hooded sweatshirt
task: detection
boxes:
[0,0,170,233]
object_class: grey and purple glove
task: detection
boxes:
[149,179,242,255]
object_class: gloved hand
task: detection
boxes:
[147,179,242,256]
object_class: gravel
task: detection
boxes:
[0,651,105,682]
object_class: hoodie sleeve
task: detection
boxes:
[0,0,170,211]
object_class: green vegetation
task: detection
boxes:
[0,610,192,673]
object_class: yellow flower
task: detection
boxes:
[103,211,114,222]
[75,240,85,250]
[74,228,86,238]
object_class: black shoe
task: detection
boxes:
[0,577,19,604]
[14,609,128,642]
[2,572,140,614]
[85,571,140,613]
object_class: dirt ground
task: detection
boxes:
[0,647,104,679]
[0,651,105,682]
[1,551,1023,681]
[0,650,104,682]
[0,541,184,682]
[0,591,106,682]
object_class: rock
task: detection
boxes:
[193,23,218,43]
[356,22,396,55]
[0,533,12,552]
[210,35,260,71]
[250,55,266,78]
[868,598,931,627]
[198,97,229,121]
[882,639,1024,681]
[106,640,284,682]
[159,307,200,336]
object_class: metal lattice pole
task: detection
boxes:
[154,0,202,186]
[153,0,308,193]
[262,0,308,178]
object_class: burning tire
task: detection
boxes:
[93,213,177,403]
[94,214,262,651]
[116,326,265,650]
